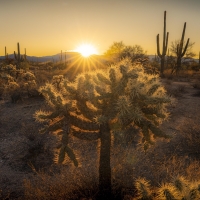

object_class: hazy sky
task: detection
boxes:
[0,0,200,57]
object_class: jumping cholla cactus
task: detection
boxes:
[35,59,171,199]
[135,178,153,199]
[0,68,38,102]
[135,176,200,200]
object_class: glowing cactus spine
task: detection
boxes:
[35,60,171,199]
[157,11,169,77]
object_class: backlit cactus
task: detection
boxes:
[135,176,200,200]
[35,59,171,199]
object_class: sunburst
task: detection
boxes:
[75,43,98,57]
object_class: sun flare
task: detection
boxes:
[75,43,98,57]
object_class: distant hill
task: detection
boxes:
[0,52,83,62]
[0,53,198,63]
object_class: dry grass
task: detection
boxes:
[22,119,200,199]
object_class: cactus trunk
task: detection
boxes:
[98,123,112,200]
[14,42,26,69]
[160,57,165,75]
[156,11,169,77]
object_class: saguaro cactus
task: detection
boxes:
[5,46,9,60]
[175,22,190,74]
[14,42,26,69]
[35,59,171,199]
[157,11,169,76]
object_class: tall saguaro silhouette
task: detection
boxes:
[175,22,189,74]
[157,11,169,77]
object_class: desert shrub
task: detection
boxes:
[172,121,200,159]
[134,176,200,199]
[127,121,200,187]
[23,167,99,200]
[21,131,55,171]
[165,84,187,98]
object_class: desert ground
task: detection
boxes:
[0,71,200,199]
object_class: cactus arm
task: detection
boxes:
[24,48,26,60]
[5,46,7,59]
[72,129,100,140]
[14,51,17,60]
[164,32,169,55]
[180,23,186,48]
[157,34,161,57]
[17,42,20,61]
[70,114,99,131]
[181,38,190,57]
[162,11,166,55]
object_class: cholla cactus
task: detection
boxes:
[156,183,180,200]
[20,72,38,97]
[0,69,38,101]
[135,176,200,200]
[20,71,36,81]
[52,75,64,90]
[135,178,153,199]
[0,64,17,77]
[35,59,171,199]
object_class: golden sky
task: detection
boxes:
[0,0,200,57]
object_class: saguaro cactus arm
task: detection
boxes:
[177,22,190,58]
[181,38,190,57]
[157,34,161,57]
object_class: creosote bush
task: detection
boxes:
[35,58,171,199]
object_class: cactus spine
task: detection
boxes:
[157,11,169,77]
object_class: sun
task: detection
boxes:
[75,43,98,57]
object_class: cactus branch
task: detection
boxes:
[174,22,190,74]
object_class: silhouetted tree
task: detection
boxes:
[104,41,149,67]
